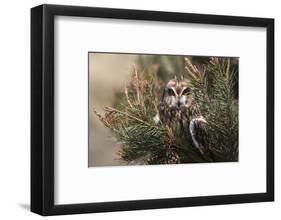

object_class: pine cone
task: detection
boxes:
[166,149,180,164]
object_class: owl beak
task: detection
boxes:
[177,101,181,108]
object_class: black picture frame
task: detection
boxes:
[31,4,274,216]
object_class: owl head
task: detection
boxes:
[162,76,193,108]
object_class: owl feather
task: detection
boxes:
[155,77,211,160]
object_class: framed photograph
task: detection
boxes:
[31,4,274,216]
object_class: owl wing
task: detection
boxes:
[156,102,177,125]
[189,117,209,155]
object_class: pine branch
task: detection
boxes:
[93,57,239,164]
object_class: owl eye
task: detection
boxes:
[167,88,175,96]
[182,88,191,95]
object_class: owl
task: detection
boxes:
[154,76,210,158]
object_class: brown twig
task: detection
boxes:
[93,107,128,138]
[124,86,134,108]
[133,65,140,104]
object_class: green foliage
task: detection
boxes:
[94,57,239,165]
[137,55,184,82]
[185,57,239,161]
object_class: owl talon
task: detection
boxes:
[153,113,161,124]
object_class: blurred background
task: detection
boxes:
[89,53,136,166]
